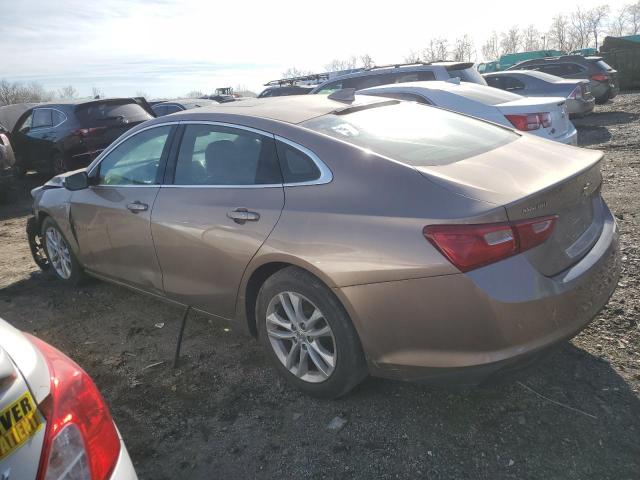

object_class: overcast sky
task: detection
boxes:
[0,0,629,98]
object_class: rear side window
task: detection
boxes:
[32,109,53,128]
[595,60,613,71]
[276,141,321,183]
[173,124,282,185]
[164,104,182,115]
[502,76,525,92]
[76,101,153,125]
[302,102,517,167]
[152,105,167,116]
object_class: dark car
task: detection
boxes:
[484,70,595,117]
[11,98,155,176]
[507,55,619,104]
[258,85,314,98]
[151,98,219,117]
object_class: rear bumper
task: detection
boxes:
[554,125,578,146]
[566,97,595,117]
[110,433,138,479]
[336,205,620,384]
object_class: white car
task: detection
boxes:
[0,318,136,480]
[359,80,578,145]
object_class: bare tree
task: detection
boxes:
[234,85,257,97]
[587,5,610,49]
[135,90,148,98]
[548,14,572,51]
[570,8,593,49]
[629,1,640,34]
[451,35,474,62]
[184,90,204,98]
[0,80,54,105]
[500,26,522,54]
[91,87,104,99]
[481,31,501,61]
[522,25,542,51]
[360,54,375,69]
[609,5,629,36]
[58,85,78,99]
[423,38,449,62]
[324,56,357,72]
[403,50,423,63]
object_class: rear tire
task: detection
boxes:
[41,217,85,285]
[256,267,368,398]
[595,91,610,105]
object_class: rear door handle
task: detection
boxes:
[227,208,260,224]
[127,201,149,213]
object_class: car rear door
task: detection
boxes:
[69,124,175,293]
[150,122,285,319]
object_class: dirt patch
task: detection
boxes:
[1,93,639,479]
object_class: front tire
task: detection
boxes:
[52,152,67,175]
[256,267,367,398]
[41,217,84,285]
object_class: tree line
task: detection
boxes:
[281,0,640,75]
[0,81,106,107]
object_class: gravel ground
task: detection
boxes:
[1,93,639,479]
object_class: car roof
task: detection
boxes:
[158,94,391,125]
[156,99,218,108]
[360,80,488,95]
[485,70,562,82]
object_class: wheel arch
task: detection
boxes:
[238,255,339,337]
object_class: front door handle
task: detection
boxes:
[227,208,260,224]
[127,201,149,213]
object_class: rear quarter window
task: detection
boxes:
[302,102,517,167]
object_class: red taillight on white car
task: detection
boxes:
[590,73,609,82]
[26,334,121,480]
[423,216,557,272]
[505,113,552,131]
[569,86,583,99]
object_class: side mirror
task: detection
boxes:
[63,171,90,191]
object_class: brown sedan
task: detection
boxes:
[28,95,620,398]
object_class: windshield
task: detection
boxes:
[302,102,517,167]
[76,100,153,125]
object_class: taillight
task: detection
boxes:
[423,215,557,272]
[72,127,106,138]
[569,86,582,99]
[26,334,120,480]
[590,73,609,82]
[505,112,552,131]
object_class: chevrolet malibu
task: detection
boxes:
[27,95,620,398]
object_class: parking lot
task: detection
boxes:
[0,92,638,479]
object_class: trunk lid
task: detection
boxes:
[415,135,604,276]
[496,96,572,141]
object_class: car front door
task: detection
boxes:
[69,124,174,293]
[11,111,34,169]
[151,122,285,319]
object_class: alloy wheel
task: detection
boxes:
[45,227,72,279]
[265,291,336,383]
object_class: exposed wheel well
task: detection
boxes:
[244,262,290,337]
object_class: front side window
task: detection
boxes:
[98,126,171,185]
[173,124,281,185]
[32,109,53,129]
[302,102,517,167]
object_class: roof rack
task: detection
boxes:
[364,61,433,71]
[264,73,330,86]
